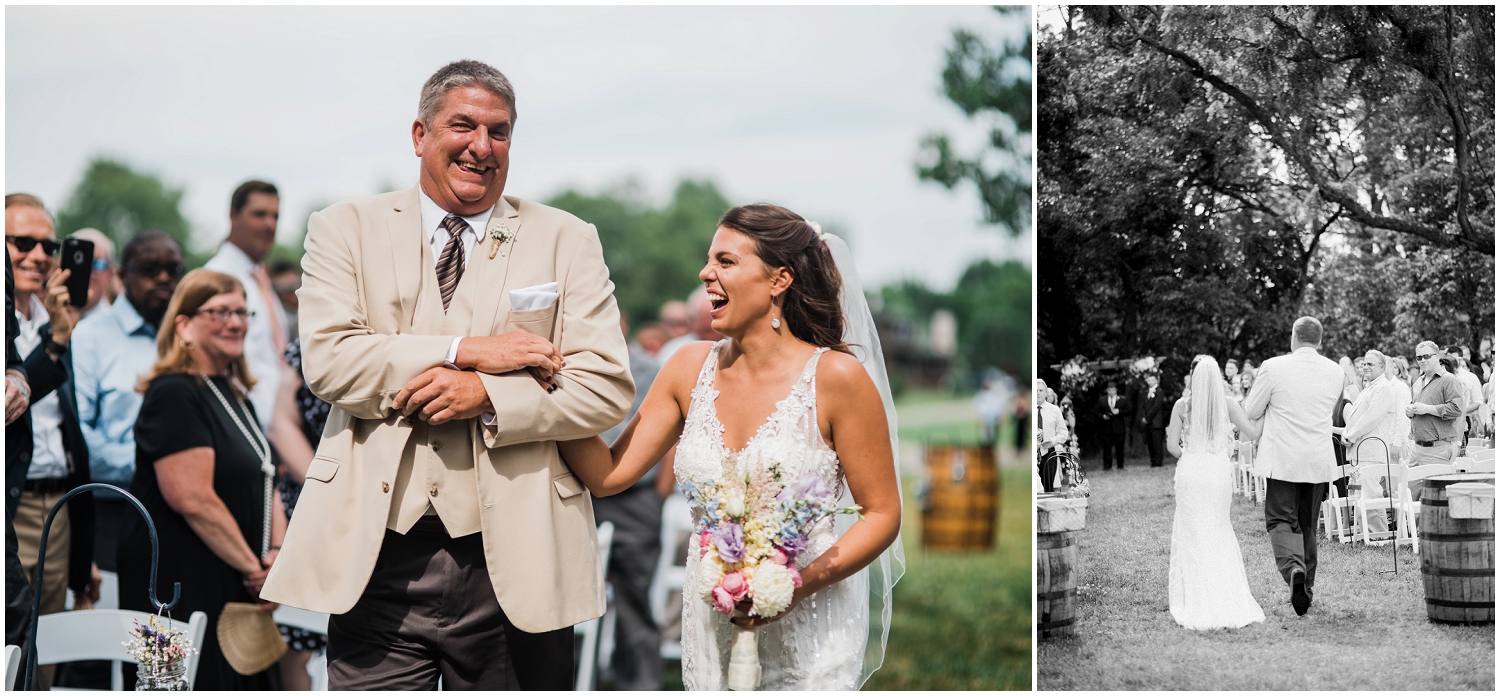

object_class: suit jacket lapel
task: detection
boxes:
[386,189,429,332]
[468,196,524,337]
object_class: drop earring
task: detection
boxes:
[771,312,781,330]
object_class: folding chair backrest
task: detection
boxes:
[1353,462,1404,499]
[3,644,18,691]
[35,609,208,689]
[1404,463,1457,502]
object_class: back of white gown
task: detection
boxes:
[1169,398,1266,630]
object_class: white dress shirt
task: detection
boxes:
[1344,374,1404,459]
[14,295,68,480]
[418,190,488,365]
[204,241,287,433]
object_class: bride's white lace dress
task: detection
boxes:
[1169,424,1266,630]
[675,341,869,690]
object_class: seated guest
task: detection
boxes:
[118,270,286,690]
[71,230,184,572]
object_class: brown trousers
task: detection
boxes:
[327,518,574,690]
[14,489,70,689]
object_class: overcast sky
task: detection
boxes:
[6,5,1031,291]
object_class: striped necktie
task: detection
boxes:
[436,215,469,312]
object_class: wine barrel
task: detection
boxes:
[921,445,998,551]
[1037,530,1077,639]
[1419,473,1495,624]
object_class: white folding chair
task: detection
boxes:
[1464,449,1495,473]
[4,644,19,691]
[648,494,692,661]
[574,521,614,691]
[273,605,332,691]
[35,609,208,690]
[1350,462,1414,551]
[1400,463,1457,554]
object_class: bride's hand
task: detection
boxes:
[730,587,808,628]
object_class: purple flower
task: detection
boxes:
[778,533,808,558]
[713,523,746,563]
[783,472,831,502]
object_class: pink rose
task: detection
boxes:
[720,571,749,602]
[788,566,803,589]
[699,531,714,556]
[769,549,789,567]
[711,586,736,616]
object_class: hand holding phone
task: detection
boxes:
[60,237,95,309]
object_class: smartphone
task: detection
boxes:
[60,237,95,308]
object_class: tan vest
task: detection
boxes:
[386,228,483,536]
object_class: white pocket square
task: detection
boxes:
[510,282,559,311]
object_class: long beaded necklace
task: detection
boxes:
[203,375,275,559]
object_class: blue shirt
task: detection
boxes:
[72,296,159,487]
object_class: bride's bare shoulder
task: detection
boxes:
[815,349,871,386]
[657,341,718,387]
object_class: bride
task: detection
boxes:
[1165,356,1266,630]
[558,204,904,689]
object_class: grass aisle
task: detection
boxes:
[1038,455,1495,691]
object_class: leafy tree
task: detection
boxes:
[879,259,1033,382]
[548,179,730,328]
[918,6,1034,235]
[55,158,193,253]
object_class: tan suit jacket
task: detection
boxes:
[1242,347,1343,484]
[261,188,634,632]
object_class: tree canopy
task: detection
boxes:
[918,6,1033,236]
[1039,5,1494,386]
[55,158,193,253]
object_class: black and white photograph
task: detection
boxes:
[1034,5,1495,690]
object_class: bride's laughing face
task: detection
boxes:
[699,226,787,337]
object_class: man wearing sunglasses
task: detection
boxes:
[4,193,98,688]
[1406,340,1465,466]
[70,229,184,574]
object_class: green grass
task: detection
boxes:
[1038,455,1496,690]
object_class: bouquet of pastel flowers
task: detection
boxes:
[681,461,862,689]
[124,613,197,690]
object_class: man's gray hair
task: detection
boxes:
[1291,316,1323,346]
[417,60,516,125]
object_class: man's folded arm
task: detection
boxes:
[477,225,634,448]
[298,209,458,420]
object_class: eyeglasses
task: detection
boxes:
[1415,353,1435,361]
[5,236,61,256]
[191,307,255,324]
[127,262,185,279]
[91,259,112,272]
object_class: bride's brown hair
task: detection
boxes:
[718,204,849,354]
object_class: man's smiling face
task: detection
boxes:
[413,85,512,216]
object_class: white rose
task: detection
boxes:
[726,495,746,518]
[697,558,725,601]
[748,562,796,617]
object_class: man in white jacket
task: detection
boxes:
[1242,317,1344,616]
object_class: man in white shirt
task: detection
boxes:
[1035,379,1067,492]
[1342,350,1405,459]
[1446,347,1484,453]
[204,180,290,435]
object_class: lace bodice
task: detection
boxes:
[674,340,867,690]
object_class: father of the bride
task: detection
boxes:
[262,60,634,688]
[1242,316,1343,616]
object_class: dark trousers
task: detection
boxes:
[1100,431,1126,469]
[1264,478,1328,589]
[327,519,574,690]
[593,486,664,691]
[5,516,37,689]
[1038,450,1059,492]
[1145,428,1166,467]
[92,495,132,573]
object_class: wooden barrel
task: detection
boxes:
[921,445,998,551]
[1419,473,1495,624]
[1037,531,1077,639]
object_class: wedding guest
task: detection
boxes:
[1137,372,1169,468]
[269,260,301,343]
[1328,362,1359,493]
[1338,356,1362,403]
[1405,341,1464,466]
[1386,356,1413,447]
[6,194,98,688]
[657,300,691,340]
[1478,337,1493,382]
[1096,381,1130,470]
[1239,368,1256,397]
[1035,379,1066,491]
[67,229,117,317]
[72,230,184,571]
[1224,359,1244,402]
[6,241,38,687]
[203,180,288,435]
[1446,347,1484,453]
[631,322,668,360]
[1342,351,1405,461]
[656,288,721,364]
[119,269,284,690]
[1058,393,1078,451]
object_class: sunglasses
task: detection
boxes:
[5,236,61,256]
[1415,353,1435,361]
[127,262,186,279]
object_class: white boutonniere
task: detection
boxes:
[488,223,513,259]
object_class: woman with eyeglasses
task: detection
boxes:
[116,269,286,690]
